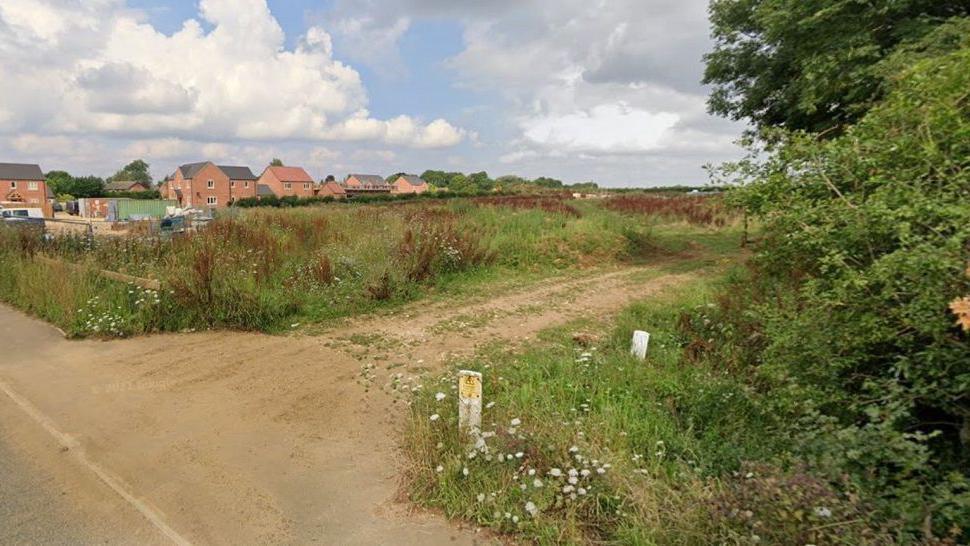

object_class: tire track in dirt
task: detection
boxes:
[0,263,701,545]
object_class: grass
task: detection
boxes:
[0,197,739,337]
[403,267,895,545]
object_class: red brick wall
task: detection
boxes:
[258,168,316,198]
[162,163,256,209]
[1,179,53,217]
[390,177,428,195]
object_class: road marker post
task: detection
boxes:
[457,370,482,441]
[630,330,650,360]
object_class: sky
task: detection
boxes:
[0,0,746,187]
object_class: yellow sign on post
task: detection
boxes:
[459,374,481,399]
[458,370,483,440]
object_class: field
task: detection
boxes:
[0,194,731,337]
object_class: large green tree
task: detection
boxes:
[703,0,969,133]
[107,159,152,185]
[44,170,74,196]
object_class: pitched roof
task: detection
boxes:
[177,162,257,181]
[265,166,313,183]
[0,163,44,181]
[347,174,386,186]
[177,162,209,179]
[257,184,276,196]
[397,174,427,187]
[105,180,148,191]
[319,181,347,194]
[220,165,257,180]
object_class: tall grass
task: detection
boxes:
[403,274,902,545]
[604,194,733,227]
[0,200,723,337]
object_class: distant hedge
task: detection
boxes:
[104,190,161,200]
[231,190,528,208]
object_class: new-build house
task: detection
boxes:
[0,162,53,217]
[161,162,258,210]
[317,180,347,199]
[257,166,316,198]
[390,175,429,195]
[342,174,391,194]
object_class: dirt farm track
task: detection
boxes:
[0,264,698,545]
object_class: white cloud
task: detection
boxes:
[334,0,748,184]
[521,103,679,153]
[0,0,465,148]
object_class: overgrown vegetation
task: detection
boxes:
[405,10,970,546]
[406,275,906,544]
[0,199,729,337]
[697,33,970,539]
[604,194,730,227]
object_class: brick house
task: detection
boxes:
[390,174,429,195]
[257,166,316,198]
[342,174,391,194]
[105,180,150,192]
[161,162,257,210]
[316,180,347,199]
[0,162,53,217]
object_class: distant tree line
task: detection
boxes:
[418,170,598,193]
[46,159,157,200]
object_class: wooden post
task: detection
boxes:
[630,331,650,360]
[458,370,482,439]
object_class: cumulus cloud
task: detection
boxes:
[521,103,679,153]
[319,0,746,183]
[0,0,465,148]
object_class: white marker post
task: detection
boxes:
[457,370,482,441]
[630,330,650,360]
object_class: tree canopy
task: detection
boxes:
[703,0,969,133]
[107,159,152,185]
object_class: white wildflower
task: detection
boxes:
[814,507,832,518]
[429,414,440,422]
[435,392,446,401]
[525,501,538,516]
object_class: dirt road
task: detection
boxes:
[0,264,697,544]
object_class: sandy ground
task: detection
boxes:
[0,264,697,544]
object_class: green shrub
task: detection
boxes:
[703,38,970,537]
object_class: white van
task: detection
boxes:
[0,207,44,219]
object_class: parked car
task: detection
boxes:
[52,201,64,213]
[66,200,79,215]
[1,207,44,219]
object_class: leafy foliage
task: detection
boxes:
[704,0,969,133]
[702,38,970,537]
[107,159,152,185]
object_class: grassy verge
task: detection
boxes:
[403,269,897,545]
[0,198,740,337]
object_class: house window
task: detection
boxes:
[10,181,16,189]
[284,182,292,190]
[303,183,310,190]
[28,181,38,191]
[207,179,215,189]
[206,196,217,206]
[244,181,250,188]
[29,198,39,204]
[230,180,236,188]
